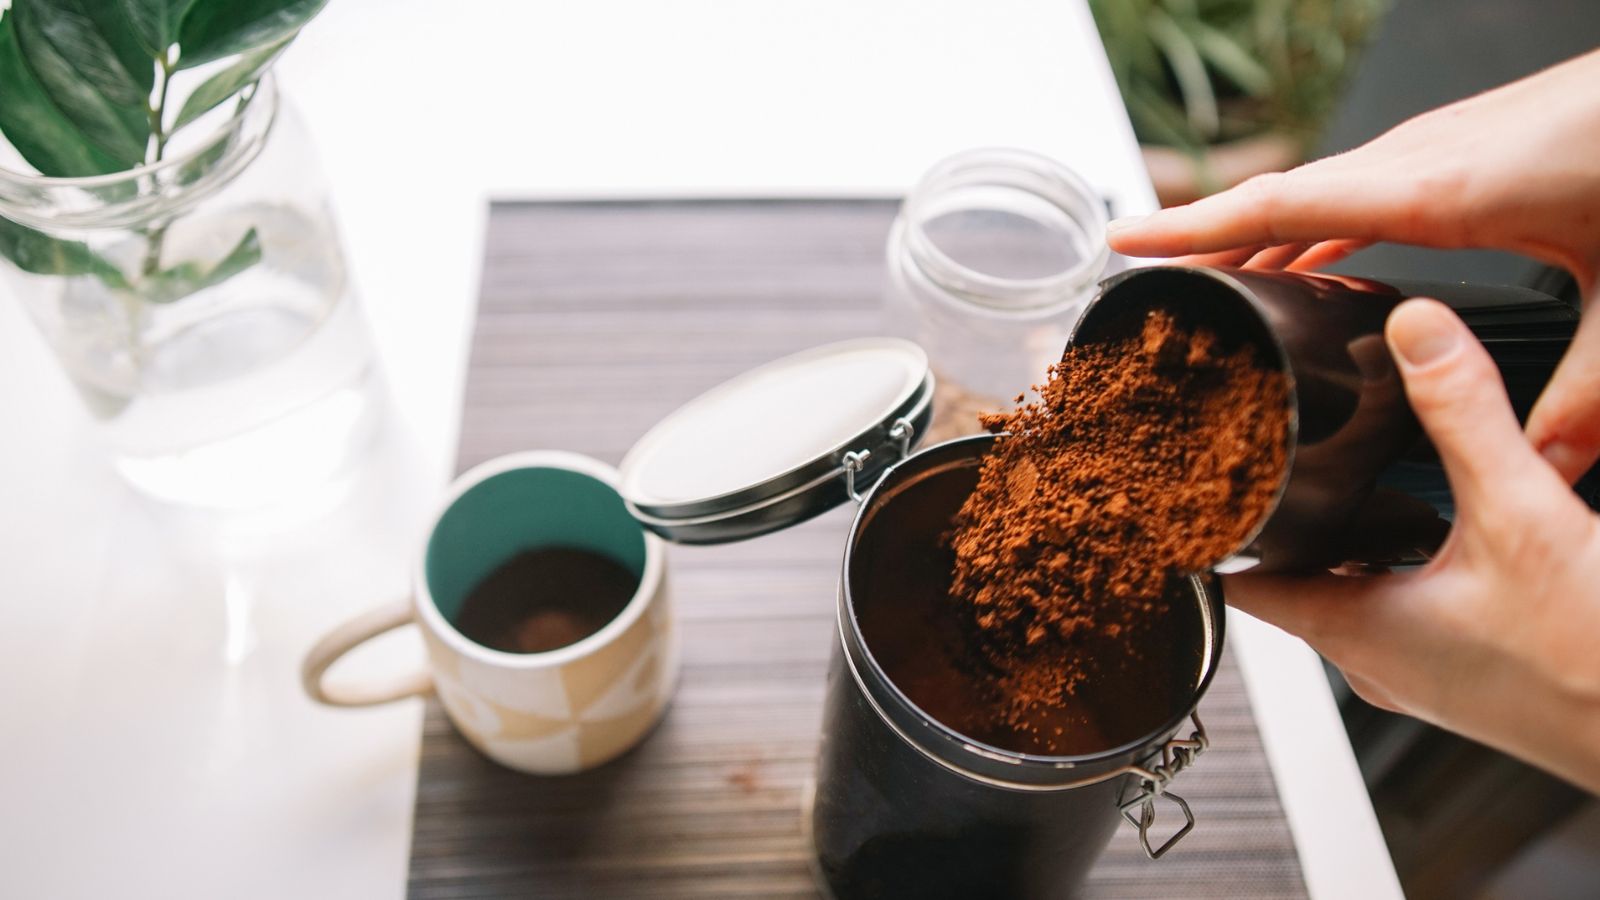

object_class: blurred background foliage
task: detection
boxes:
[1089,0,1389,156]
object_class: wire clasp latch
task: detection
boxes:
[1118,712,1208,859]
[888,416,915,460]
[843,417,918,504]
[842,450,871,503]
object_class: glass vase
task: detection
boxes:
[0,75,381,509]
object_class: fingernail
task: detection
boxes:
[1106,215,1147,234]
[1540,439,1588,477]
[1387,300,1462,368]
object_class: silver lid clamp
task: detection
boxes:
[1117,713,1208,859]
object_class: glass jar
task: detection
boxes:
[885,148,1110,441]
[0,75,381,509]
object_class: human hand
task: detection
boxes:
[1107,49,1600,483]
[1224,299,1600,792]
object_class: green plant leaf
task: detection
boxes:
[1124,79,1205,152]
[12,0,154,166]
[176,0,325,70]
[1092,0,1388,149]
[1091,0,1164,75]
[119,0,198,58]
[0,13,124,176]
[141,227,260,303]
[0,215,130,288]
[1147,9,1220,139]
[173,36,287,129]
[34,0,155,95]
[1188,21,1273,97]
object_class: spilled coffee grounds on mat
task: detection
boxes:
[946,308,1289,752]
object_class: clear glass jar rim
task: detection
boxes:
[0,72,276,189]
[900,147,1110,311]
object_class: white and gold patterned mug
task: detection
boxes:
[302,451,676,774]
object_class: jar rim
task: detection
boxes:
[0,73,277,229]
[839,433,1225,780]
[900,147,1111,313]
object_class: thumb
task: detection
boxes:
[1385,299,1560,518]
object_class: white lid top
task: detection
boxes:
[619,338,932,541]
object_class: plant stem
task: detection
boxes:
[139,51,175,279]
[120,48,176,383]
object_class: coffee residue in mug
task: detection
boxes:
[948,308,1290,749]
[453,547,638,654]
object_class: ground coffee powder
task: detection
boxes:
[948,307,1290,751]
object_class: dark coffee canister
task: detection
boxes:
[615,338,1221,900]
[811,434,1222,899]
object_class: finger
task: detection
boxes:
[1245,242,1315,270]
[1223,569,1407,666]
[1286,239,1371,272]
[1525,309,1600,483]
[1229,569,1415,715]
[1167,245,1268,268]
[1107,165,1404,258]
[1386,299,1569,516]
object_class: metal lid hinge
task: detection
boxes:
[842,450,871,503]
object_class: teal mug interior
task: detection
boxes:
[424,465,648,625]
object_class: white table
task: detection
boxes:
[0,2,1401,897]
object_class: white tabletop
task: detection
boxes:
[0,2,1400,897]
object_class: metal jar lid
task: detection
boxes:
[618,338,935,544]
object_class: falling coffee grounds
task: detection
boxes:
[453,547,638,654]
[948,308,1289,750]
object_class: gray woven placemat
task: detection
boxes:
[407,200,1307,899]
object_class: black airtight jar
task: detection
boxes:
[809,434,1223,900]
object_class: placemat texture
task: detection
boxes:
[408,200,1308,899]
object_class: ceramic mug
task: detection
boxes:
[301,451,676,774]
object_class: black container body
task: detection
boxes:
[1079,266,1589,571]
[811,435,1224,899]
[813,650,1126,899]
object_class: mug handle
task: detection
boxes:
[302,599,435,707]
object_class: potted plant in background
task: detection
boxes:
[1089,0,1388,206]
[0,0,381,509]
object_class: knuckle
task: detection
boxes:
[1241,172,1291,241]
[1408,382,1486,448]
[1481,494,1589,567]
[1408,345,1498,411]
[1397,166,1471,244]
[1412,166,1470,206]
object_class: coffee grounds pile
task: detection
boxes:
[948,308,1289,745]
